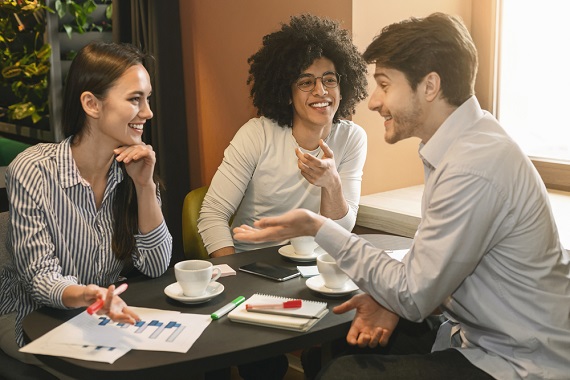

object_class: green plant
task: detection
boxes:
[54,0,111,38]
[0,0,52,125]
[0,0,112,130]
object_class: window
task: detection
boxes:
[497,0,570,190]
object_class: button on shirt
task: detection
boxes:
[316,97,570,379]
[0,137,172,346]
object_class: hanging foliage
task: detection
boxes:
[0,0,53,126]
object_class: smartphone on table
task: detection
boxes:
[239,262,301,281]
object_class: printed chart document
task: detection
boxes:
[20,307,212,362]
[21,342,129,364]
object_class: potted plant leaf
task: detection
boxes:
[0,0,53,130]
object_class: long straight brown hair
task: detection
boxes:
[62,41,154,260]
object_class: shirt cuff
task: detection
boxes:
[135,220,171,250]
[330,208,355,231]
[51,278,80,309]
[315,218,352,257]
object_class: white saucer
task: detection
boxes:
[278,245,324,262]
[164,281,224,304]
[306,275,359,296]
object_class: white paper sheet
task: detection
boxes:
[297,265,319,278]
[20,341,129,364]
[386,249,409,262]
[22,307,212,357]
[214,263,236,277]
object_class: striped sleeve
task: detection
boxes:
[133,220,172,277]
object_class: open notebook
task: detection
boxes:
[228,293,328,332]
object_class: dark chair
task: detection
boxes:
[0,137,30,213]
[0,212,58,380]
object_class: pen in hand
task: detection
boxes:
[245,299,302,310]
[211,296,246,320]
[87,283,128,315]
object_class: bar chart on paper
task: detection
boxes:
[39,307,212,353]
[106,317,186,343]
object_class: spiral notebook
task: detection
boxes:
[228,293,328,332]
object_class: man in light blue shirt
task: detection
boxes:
[234,13,570,379]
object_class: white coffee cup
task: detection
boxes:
[174,260,221,297]
[290,236,318,256]
[317,253,349,289]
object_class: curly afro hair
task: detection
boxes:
[247,14,368,127]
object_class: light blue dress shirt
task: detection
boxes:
[316,97,570,379]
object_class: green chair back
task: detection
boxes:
[182,186,210,260]
[0,137,31,166]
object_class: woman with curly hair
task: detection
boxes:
[198,14,368,258]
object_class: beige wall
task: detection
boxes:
[180,0,496,194]
[352,0,474,195]
[470,0,498,114]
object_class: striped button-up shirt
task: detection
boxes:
[1,137,172,345]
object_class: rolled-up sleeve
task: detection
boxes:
[330,123,367,231]
[133,220,172,277]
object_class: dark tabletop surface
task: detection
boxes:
[23,234,412,379]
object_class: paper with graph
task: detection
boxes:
[21,306,211,362]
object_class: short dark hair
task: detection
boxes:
[247,14,368,127]
[362,13,478,106]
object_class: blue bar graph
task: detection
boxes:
[95,317,188,344]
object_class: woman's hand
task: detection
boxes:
[114,144,156,187]
[296,140,341,190]
[84,284,140,325]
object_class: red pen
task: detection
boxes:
[87,283,128,315]
[245,299,302,310]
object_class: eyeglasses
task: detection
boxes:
[295,72,341,92]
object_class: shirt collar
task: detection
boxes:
[57,136,124,189]
[419,96,485,170]
[57,137,80,189]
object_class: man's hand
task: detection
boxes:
[233,209,326,243]
[296,140,340,189]
[333,293,400,348]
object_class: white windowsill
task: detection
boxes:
[357,185,570,249]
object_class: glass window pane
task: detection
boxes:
[498,0,570,162]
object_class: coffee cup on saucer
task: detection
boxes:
[174,260,222,297]
[317,253,349,289]
[290,236,318,256]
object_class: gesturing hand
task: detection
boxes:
[296,139,340,189]
[333,293,400,348]
[85,284,140,325]
[233,209,326,243]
